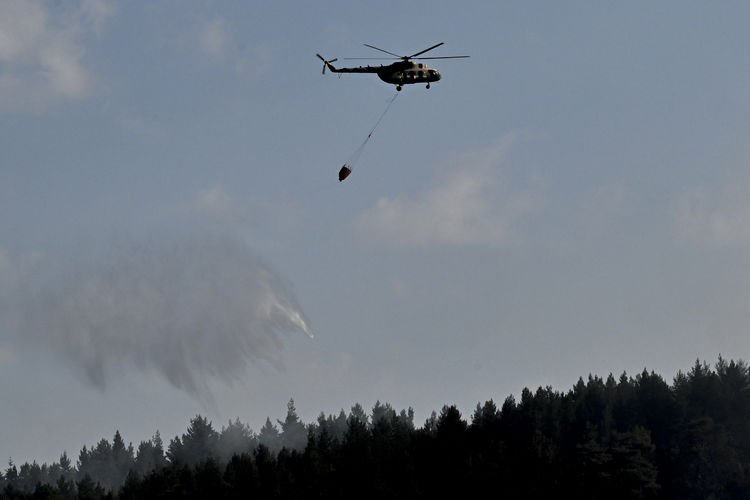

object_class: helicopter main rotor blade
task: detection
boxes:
[363,43,402,58]
[413,55,471,60]
[408,42,444,59]
[343,57,399,60]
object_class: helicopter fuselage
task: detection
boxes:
[325,60,441,88]
[377,61,442,85]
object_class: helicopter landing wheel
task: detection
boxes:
[396,85,402,91]
[426,83,430,89]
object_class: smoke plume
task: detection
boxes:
[6,234,313,399]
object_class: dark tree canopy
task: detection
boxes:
[3,357,750,499]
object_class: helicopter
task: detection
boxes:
[316,42,469,91]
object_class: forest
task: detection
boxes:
[1,357,749,499]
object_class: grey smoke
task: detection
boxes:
[7,234,313,398]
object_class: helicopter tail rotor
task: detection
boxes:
[316,54,338,74]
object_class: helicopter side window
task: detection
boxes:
[418,63,423,69]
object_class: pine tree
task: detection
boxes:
[218,418,256,462]
[4,459,18,484]
[77,474,110,500]
[254,445,279,498]
[371,400,396,426]
[134,432,168,477]
[348,403,368,428]
[258,417,281,454]
[224,453,259,498]
[399,407,416,431]
[331,409,348,442]
[278,399,307,451]
[111,431,135,488]
[574,425,612,498]
[58,451,74,482]
[609,427,660,499]
[167,415,219,467]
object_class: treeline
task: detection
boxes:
[2,357,750,499]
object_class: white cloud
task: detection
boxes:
[80,0,116,35]
[674,184,750,247]
[196,184,236,216]
[0,0,112,112]
[196,17,274,78]
[0,1,46,60]
[357,134,540,248]
[200,17,229,59]
[39,40,87,97]
[178,184,294,229]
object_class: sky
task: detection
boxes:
[2,0,750,464]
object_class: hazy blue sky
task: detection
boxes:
[3,1,750,464]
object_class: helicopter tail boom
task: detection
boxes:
[318,53,388,75]
[316,54,338,74]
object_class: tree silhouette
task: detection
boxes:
[258,417,281,454]
[4,357,750,498]
[167,415,219,467]
[133,432,167,477]
[278,399,307,451]
[218,419,256,462]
